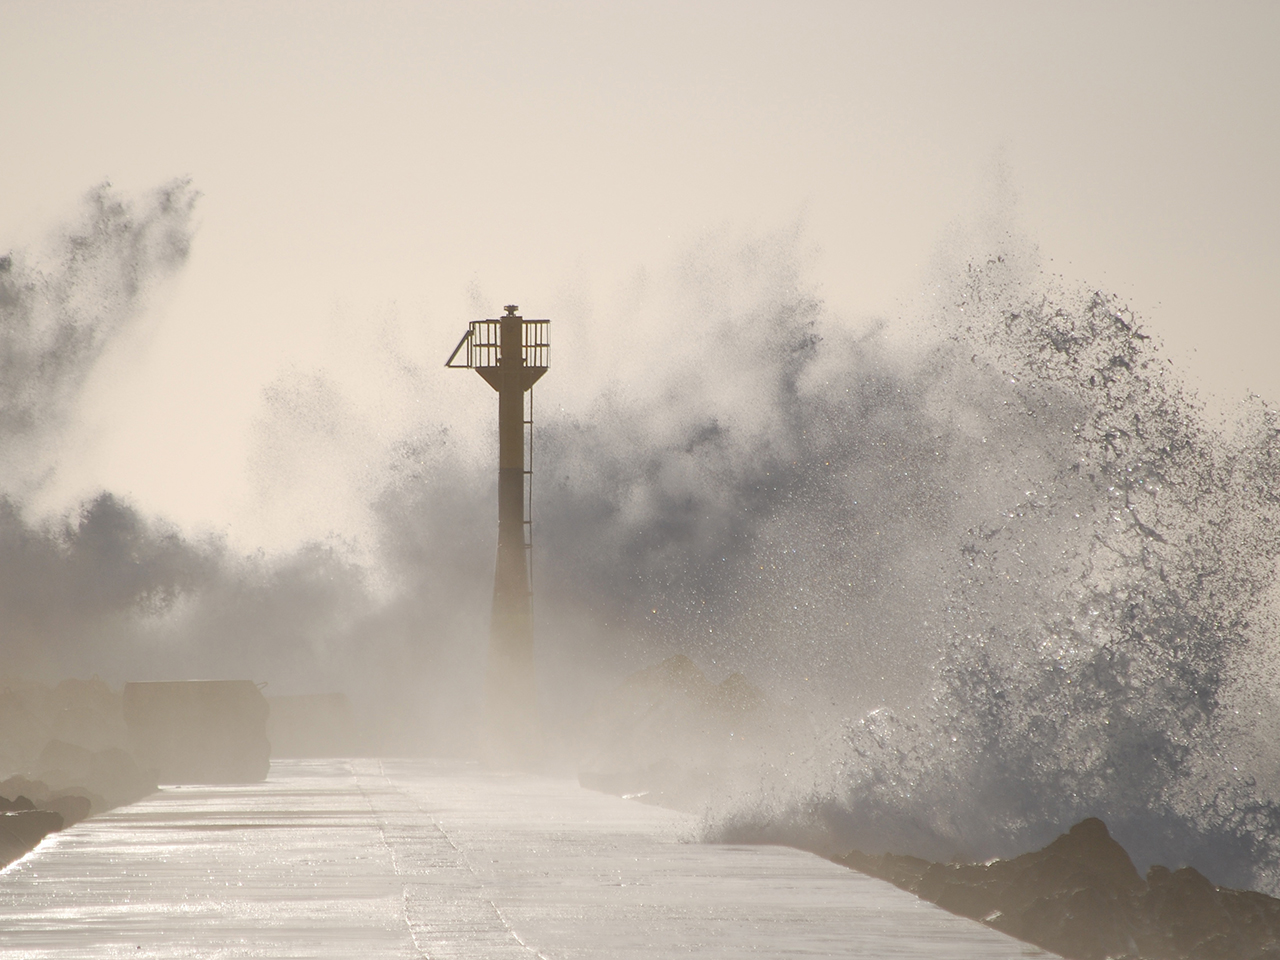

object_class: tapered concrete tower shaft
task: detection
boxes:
[445,304,549,767]
[489,308,535,758]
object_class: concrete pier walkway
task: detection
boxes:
[0,759,1049,958]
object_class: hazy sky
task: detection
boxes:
[2,1,1277,549]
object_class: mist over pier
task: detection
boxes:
[2,4,1279,958]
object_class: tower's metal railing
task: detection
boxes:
[446,318,550,372]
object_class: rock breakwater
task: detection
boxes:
[0,678,159,869]
[837,818,1280,960]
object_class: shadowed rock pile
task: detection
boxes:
[1,740,154,817]
[0,678,159,868]
[0,746,156,869]
[836,817,1280,960]
[1,802,66,869]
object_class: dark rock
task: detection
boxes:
[0,777,50,805]
[1039,817,1145,893]
[913,819,1142,959]
[1137,866,1246,960]
[0,809,64,867]
[834,817,1280,960]
[0,679,157,849]
[27,741,155,813]
[0,810,63,845]
[40,794,92,827]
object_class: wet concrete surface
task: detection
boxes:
[0,759,1050,958]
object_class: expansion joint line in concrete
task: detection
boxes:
[354,759,549,960]
[351,759,431,960]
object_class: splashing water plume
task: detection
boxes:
[3,184,1280,897]
[677,238,1280,895]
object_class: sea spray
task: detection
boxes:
[700,250,1280,893]
[6,186,1280,893]
[0,180,196,496]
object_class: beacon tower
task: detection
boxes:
[446,306,549,764]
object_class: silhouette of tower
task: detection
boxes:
[446,305,549,764]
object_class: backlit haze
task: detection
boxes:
[3,1,1276,551]
[5,0,1280,891]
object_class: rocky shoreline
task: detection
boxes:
[0,742,157,870]
[0,679,159,870]
[836,817,1280,960]
[578,657,1280,960]
[1,801,68,871]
